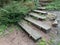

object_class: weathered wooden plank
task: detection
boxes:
[18,20,42,41]
[29,13,46,20]
[40,2,49,6]
[39,0,52,2]
[33,10,47,14]
[37,7,46,10]
[25,17,51,33]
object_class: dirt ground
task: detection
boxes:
[0,24,51,45]
[0,26,37,45]
[0,11,59,45]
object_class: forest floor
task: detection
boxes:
[0,11,60,45]
[0,25,37,45]
[0,24,50,45]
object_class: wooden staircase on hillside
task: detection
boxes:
[18,7,52,41]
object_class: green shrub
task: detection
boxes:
[0,0,38,24]
[45,0,60,10]
[39,38,46,45]
[0,24,7,35]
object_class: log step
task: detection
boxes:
[33,10,47,14]
[18,20,42,41]
[25,17,51,33]
[29,12,46,20]
[37,7,46,10]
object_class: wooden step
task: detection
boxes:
[40,2,49,6]
[29,13,46,20]
[33,10,47,14]
[25,17,51,33]
[37,7,46,10]
[39,0,52,2]
[18,20,42,41]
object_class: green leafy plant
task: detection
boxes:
[38,38,46,45]
[0,0,39,34]
[0,0,38,24]
[0,24,7,35]
[45,0,60,10]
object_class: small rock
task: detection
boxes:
[52,20,58,27]
[47,13,57,20]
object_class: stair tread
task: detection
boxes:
[33,10,47,14]
[18,20,42,40]
[25,17,51,31]
[40,0,52,2]
[29,13,46,19]
[37,7,46,10]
